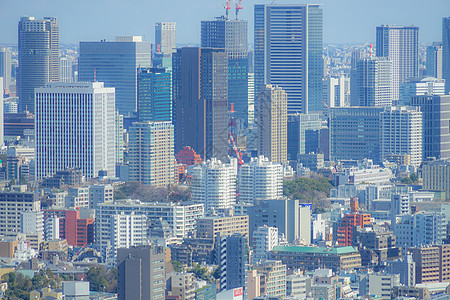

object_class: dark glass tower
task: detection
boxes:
[172,47,228,162]
[201,16,249,127]
[443,17,450,94]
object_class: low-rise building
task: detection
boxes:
[196,215,249,239]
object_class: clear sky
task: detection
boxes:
[0,0,449,45]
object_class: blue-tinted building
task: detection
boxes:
[254,4,323,114]
[287,113,321,161]
[137,68,172,122]
[78,37,152,116]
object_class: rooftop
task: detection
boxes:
[271,245,358,255]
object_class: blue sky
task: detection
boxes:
[0,0,449,45]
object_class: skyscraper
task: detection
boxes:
[137,68,172,122]
[0,48,12,92]
[59,56,74,83]
[355,57,393,106]
[443,17,450,94]
[128,121,175,187]
[155,22,176,54]
[255,4,323,114]
[426,42,443,79]
[376,25,419,101]
[78,36,152,115]
[201,16,249,126]
[287,113,322,160]
[411,95,450,160]
[35,82,116,179]
[18,17,59,113]
[172,47,228,162]
[257,84,287,163]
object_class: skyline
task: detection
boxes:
[0,0,448,46]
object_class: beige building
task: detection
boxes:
[423,159,450,200]
[258,84,287,163]
[409,245,450,284]
[0,192,41,235]
[254,260,287,298]
[166,272,195,300]
[196,215,249,239]
[30,287,63,299]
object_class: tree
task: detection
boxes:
[171,260,183,272]
[410,173,418,183]
[283,176,333,213]
[85,266,117,293]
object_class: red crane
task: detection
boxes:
[225,0,232,20]
[234,0,243,20]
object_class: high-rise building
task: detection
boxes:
[202,16,249,126]
[110,214,148,254]
[172,47,228,162]
[287,113,322,160]
[251,226,279,263]
[350,49,365,106]
[0,192,40,235]
[330,107,384,162]
[258,84,287,163]
[59,56,74,83]
[380,106,423,167]
[35,82,116,179]
[255,4,323,114]
[248,72,255,124]
[0,48,12,92]
[443,17,450,94]
[376,25,419,101]
[128,121,174,187]
[322,76,348,109]
[411,95,450,160]
[18,17,59,113]
[399,77,445,105]
[0,80,3,146]
[78,36,152,115]
[117,245,165,300]
[191,158,237,213]
[137,68,172,122]
[426,42,443,79]
[238,156,283,204]
[115,111,124,164]
[155,22,176,54]
[216,233,248,292]
[354,57,393,106]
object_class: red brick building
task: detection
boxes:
[336,198,371,246]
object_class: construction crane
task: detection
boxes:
[225,0,232,20]
[233,0,243,20]
[229,131,244,166]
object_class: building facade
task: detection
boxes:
[426,42,443,79]
[443,17,450,94]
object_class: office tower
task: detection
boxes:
[115,111,124,164]
[117,245,165,300]
[0,191,40,235]
[18,17,59,113]
[137,68,172,122]
[78,36,152,115]
[59,56,74,82]
[155,22,176,54]
[216,233,248,291]
[172,47,228,162]
[35,82,116,179]
[354,57,393,106]
[426,42,443,78]
[287,113,322,160]
[330,107,384,162]
[248,72,255,124]
[376,25,419,101]
[0,80,3,146]
[411,95,450,160]
[258,84,287,163]
[128,121,174,186]
[350,49,364,106]
[380,106,423,167]
[251,225,279,263]
[399,77,445,105]
[0,48,12,92]
[444,17,450,94]
[322,76,347,109]
[202,16,249,126]
[238,156,283,204]
[255,4,323,114]
[191,158,237,213]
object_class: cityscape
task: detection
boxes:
[0,0,449,299]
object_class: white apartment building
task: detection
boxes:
[35,82,116,180]
[251,225,279,263]
[110,213,148,254]
[44,215,59,241]
[238,156,283,204]
[0,192,40,235]
[191,158,237,213]
[96,200,204,247]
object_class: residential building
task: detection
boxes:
[18,17,59,112]
[354,56,393,106]
[89,184,114,209]
[20,211,44,250]
[128,121,174,186]
[286,274,311,298]
[175,146,202,166]
[196,215,249,239]
[110,213,148,255]
[376,25,419,101]
[389,253,416,286]
[443,17,450,94]
[380,106,423,167]
[426,42,443,78]
[0,192,40,235]
[257,84,287,163]
[66,187,90,208]
[359,274,400,300]
[238,156,283,204]
[399,77,445,105]
[166,272,195,300]
[409,245,450,284]
[78,36,152,115]
[201,16,249,126]
[336,198,371,246]
[287,113,322,160]
[35,82,116,179]
[251,225,278,263]
[215,233,248,291]
[252,260,286,298]
[137,67,172,122]
[254,4,323,113]
[269,245,361,272]
[191,158,237,213]
[173,47,228,162]
[411,95,450,160]
[117,245,165,300]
